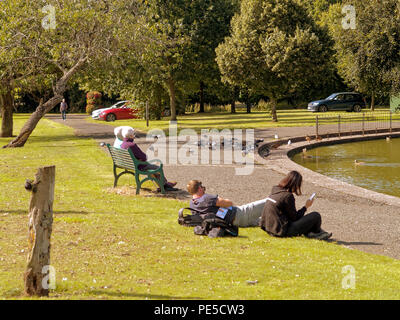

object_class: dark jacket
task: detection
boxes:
[260,186,307,237]
[121,138,147,170]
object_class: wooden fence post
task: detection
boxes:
[24,166,55,297]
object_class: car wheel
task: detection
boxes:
[353,104,362,112]
[319,105,328,113]
[106,113,116,122]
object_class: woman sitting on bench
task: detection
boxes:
[120,127,177,191]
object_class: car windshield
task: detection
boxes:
[112,101,127,108]
[326,94,337,100]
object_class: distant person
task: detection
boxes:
[60,99,68,121]
[260,171,332,240]
[187,180,268,227]
[120,127,177,191]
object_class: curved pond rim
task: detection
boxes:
[287,132,400,159]
[283,132,400,206]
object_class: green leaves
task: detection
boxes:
[330,0,400,98]
[216,0,334,121]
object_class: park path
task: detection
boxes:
[46,114,400,260]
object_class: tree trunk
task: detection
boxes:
[167,77,177,122]
[270,97,278,122]
[24,166,55,297]
[3,57,87,148]
[3,96,63,148]
[231,100,236,114]
[154,84,162,120]
[370,93,375,111]
[0,88,14,138]
[199,81,205,113]
[246,102,251,114]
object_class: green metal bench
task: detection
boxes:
[106,144,166,194]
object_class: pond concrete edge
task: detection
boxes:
[255,131,400,208]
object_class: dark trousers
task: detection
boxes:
[286,212,322,237]
[142,164,167,186]
[61,111,67,120]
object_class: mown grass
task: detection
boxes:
[86,107,398,134]
[1,114,400,300]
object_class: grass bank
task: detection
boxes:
[86,108,397,134]
[1,114,400,300]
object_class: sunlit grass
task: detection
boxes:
[1,114,400,300]
[86,107,397,134]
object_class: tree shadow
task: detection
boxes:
[88,289,202,300]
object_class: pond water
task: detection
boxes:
[291,137,400,198]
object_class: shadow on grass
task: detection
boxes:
[88,289,202,300]
[0,210,90,215]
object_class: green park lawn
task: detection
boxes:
[1,114,400,300]
[86,107,396,134]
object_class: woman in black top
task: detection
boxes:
[260,171,332,240]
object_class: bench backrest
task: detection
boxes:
[106,144,137,170]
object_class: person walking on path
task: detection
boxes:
[260,171,332,240]
[187,180,268,227]
[60,99,68,121]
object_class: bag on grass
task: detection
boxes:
[178,207,238,238]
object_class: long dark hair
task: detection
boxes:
[279,171,303,195]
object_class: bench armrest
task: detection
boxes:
[147,159,163,167]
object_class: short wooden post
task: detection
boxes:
[24,166,55,297]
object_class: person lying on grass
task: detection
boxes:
[120,127,177,191]
[187,180,268,227]
[260,171,332,240]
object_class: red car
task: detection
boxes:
[98,102,140,122]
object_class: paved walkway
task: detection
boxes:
[46,114,400,260]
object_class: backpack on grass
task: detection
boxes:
[178,207,239,238]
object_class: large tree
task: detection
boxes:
[327,0,400,110]
[0,0,41,137]
[2,0,134,148]
[216,0,334,122]
[110,0,239,121]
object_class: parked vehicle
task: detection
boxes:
[95,101,140,122]
[91,101,128,120]
[308,93,366,112]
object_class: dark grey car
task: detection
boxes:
[308,92,366,112]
